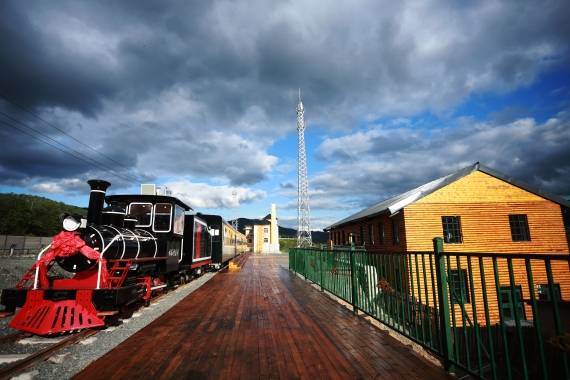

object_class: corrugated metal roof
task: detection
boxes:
[324,162,570,230]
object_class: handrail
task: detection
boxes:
[96,235,121,289]
[33,244,53,289]
[290,246,570,380]
[306,247,570,260]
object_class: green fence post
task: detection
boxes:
[433,237,455,374]
[349,248,358,313]
[319,250,324,291]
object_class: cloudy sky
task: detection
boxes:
[1,0,569,230]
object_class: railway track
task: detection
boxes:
[0,329,97,380]
[0,272,210,379]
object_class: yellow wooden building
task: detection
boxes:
[327,163,569,253]
[325,162,570,325]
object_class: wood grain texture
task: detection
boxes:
[74,254,450,380]
[404,171,568,253]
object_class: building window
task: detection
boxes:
[442,216,463,243]
[392,219,399,245]
[449,269,470,303]
[509,214,531,241]
[264,227,269,233]
[342,230,346,245]
[537,283,561,301]
[368,224,374,245]
[378,222,384,245]
[263,238,269,243]
[359,225,364,245]
[499,286,525,321]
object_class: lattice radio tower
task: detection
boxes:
[296,89,312,247]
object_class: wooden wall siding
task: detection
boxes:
[405,202,568,253]
[401,254,570,326]
[404,170,568,253]
[416,170,544,204]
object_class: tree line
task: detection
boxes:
[0,193,86,236]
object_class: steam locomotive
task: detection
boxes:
[0,179,247,335]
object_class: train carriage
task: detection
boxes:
[182,215,212,273]
[195,214,247,268]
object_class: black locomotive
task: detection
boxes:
[0,179,247,335]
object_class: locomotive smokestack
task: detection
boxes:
[87,179,111,225]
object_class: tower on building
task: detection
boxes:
[244,204,281,254]
[296,89,312,247]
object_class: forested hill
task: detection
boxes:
[0,194,86,236]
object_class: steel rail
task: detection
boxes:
[0,329,98,380]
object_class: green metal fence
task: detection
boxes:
[289,240,570,380]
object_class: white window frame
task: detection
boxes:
[153,203,173,233]
[193,218,212,261]
[173,205,185,235]
[128,202,153,227]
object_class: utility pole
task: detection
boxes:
[296,89,312,248]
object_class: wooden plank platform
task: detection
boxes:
[75,254,450,379]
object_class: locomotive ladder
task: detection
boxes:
[107,261,131,288]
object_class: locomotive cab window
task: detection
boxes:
[153,203,172,233]
[173,205,185,235]
[129,203,153,227]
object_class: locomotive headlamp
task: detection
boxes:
[62,214,81,232]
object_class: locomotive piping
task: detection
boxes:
[89,226,106,253]
[123,229,141,258]
[106,225,126,258]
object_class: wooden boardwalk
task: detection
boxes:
[75,254,450,379]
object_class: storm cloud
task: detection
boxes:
[311,112,570,210]
[0,0,569,214]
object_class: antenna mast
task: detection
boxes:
[296,89,312,248]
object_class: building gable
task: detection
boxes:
[415,170,545,205]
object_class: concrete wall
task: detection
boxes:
[0,235,53,254]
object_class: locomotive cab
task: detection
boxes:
[105,194,191,274]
